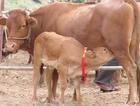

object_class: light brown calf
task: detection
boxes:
[33,32,113,105]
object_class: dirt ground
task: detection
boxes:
[0,50,133,106]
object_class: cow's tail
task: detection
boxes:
[125,0,140,98]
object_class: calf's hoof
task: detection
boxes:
[59,101,64,106]
[32,96,38,101]
[72,95,77,101]
[46,97,55,103]
[79,102,86,106]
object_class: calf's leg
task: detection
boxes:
[32,64,41,101]
[73,77,82,104]
[57,65,67,104]
[73,89,77,101]
[45,66,54,102]
[52,68,58,99]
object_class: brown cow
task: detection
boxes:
[33,31,113,105]
[0,0,140,104]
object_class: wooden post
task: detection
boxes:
[0,0,4,62]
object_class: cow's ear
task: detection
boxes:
[27,17,37,26]
[0,16,7,25]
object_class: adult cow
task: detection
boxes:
[0,0,139,104]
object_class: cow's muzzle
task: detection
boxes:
[4,42,18,53]
[2,48,13,56]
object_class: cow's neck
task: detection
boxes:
[25,13,46,55]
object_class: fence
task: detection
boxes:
[0,65,123,71]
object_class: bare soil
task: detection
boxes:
[0,50,132,106]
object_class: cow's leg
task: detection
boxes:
[32,64,41,101]
[102,10,138,103]
[136,59,140,102]
[111,50,138,104]
[27,54,32,64]
[52,68,58,99]
[123,61,138,104]
[136,52,140,98]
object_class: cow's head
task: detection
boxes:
[0,9,37,53]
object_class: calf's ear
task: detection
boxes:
[86,50,96,58]
[27,17,37,26]
[0,16,7,25]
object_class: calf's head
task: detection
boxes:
[0,9,37,53]
[85,47,114,69]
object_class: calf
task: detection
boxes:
[33,32,114,104]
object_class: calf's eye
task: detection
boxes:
[20,25,26,29]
